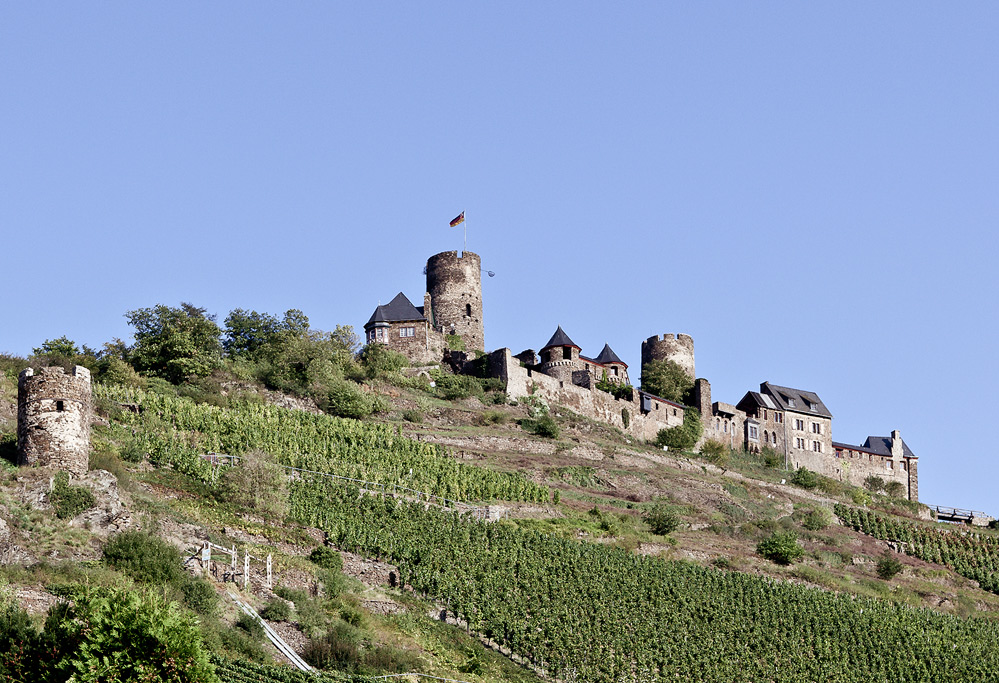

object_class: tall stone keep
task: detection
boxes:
[425,250,484,352]
[641,333,695,380]
[17,366,92,477]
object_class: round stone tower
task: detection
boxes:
[17,365,92,477]
[426,250,484,352]
[641,333,695,380]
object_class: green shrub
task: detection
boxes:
[303,621,363,670]
[0,433,18,466]
[49,471,96,520]
[654,408,702,451]
[700,440,729,468]
[433,372,483,401]
[790,467,818,490]
[864,475,886,493]
[884,480,906,498]
[401,409,423,423]
[179,577,218,616]
[259,598,292,622]
[802,508,831,531]
[640,359,693,404]
[234,613,265,640]
[757,531,805,565]
[359,343,408,378]
[309,546,344,572]
[478,409,508,425]
[645,504,682,536]
[274,586,309,606]
[851,488,872,506]
[621,407,630,429]
[0,601,40,680]
[41,585,215,682]
[877,553,904,580]
[521,415,560,439]
[761,447,782,469]
[326,379,378,419]
[445,334,466,352]
[214,449,287,518]
[102,531,183,584]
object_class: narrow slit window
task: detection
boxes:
[466,303,472,316]
[56,400,64,412]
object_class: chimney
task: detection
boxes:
[890,429,903,459]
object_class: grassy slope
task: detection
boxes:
[1,372,999,682]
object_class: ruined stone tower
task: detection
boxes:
[17,366,92,477]
[425,250,484,352]
[641,333,695,380]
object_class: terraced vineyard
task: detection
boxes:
[95,384,548,503]
[835,504,999,592]
[290,477,999,682]
[212,657,366,682]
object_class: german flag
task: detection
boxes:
[449,211,465,227]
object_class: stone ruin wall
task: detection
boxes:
[17,366,92,477]
[792,448,917,501]
[426,250,484,353]
[641,333,695,380]
[490,349,682,442]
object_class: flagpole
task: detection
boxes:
[463,209,467,254]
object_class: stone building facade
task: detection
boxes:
[365,249,922,502]
[17,366,92,477]
[365,250,483,363]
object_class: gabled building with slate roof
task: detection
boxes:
[536,327,631,389]
[364,292,444,364]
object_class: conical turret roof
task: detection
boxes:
[541,325,580,351]
[594,343,626,367]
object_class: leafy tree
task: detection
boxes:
[33,336,81,357]
[30,336,99,372]
[654,408,702,451]
[222,309,283,359]
[125,303,222,383]
[640,359,693,404]
[359,343,408,378]
[644,504,681,535]
[214,449,287,519]
[757,530,805,565]
[877,553,903,580]
[43,586,217,683]
[791,466,819,490]
[864,474,886,493]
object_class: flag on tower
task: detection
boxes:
[449,211,465,227]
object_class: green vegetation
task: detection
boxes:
[790,466,819,490]
[877,553,904,580]
[836,504,999,593]
[126,303,224,383]
[756,530,805,565]
[0,585,216,682]
[644,503,681,536]
[639,359,693,404]
[288,478,999,682]
[48,471,95,519]
[95,384,549,503]
[654,407,702,451]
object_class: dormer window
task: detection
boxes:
[787,397,796,408]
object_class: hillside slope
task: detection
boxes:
[2,367,999,682]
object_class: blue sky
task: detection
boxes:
[2,4,997,513]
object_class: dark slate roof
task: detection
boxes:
[541,325,580,351]
[736,391,779,412]
[832,441,882,456]
[760,382,832,418]
[863,435,916,459]
[365,292,426,327]
[637,390,685,410]
[593,344,626,367]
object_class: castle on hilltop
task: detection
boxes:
[366,251,918,501]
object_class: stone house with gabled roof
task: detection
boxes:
[364,292,445,364]
[736,382,833,470]
[833,430,919,500]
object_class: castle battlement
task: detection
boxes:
[17,365,92,476]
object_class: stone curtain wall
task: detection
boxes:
[641,333,695,380]
[17,366,92,477]
[492,349,682,441]
[818,446,918,501]
[426,251,484,352]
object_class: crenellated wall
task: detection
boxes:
[426,251,484,352]
[491,349,683,441]
[641,333,695,380]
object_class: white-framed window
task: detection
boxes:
[399,327,415,338]
[812,441,822,452]
[811,423,821,434]
[886,460,893,470]
[749,425,759,440]
[795,437,805,449]
[787,398,796,408]
[795,418,805,430]
[775,413,783,424]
